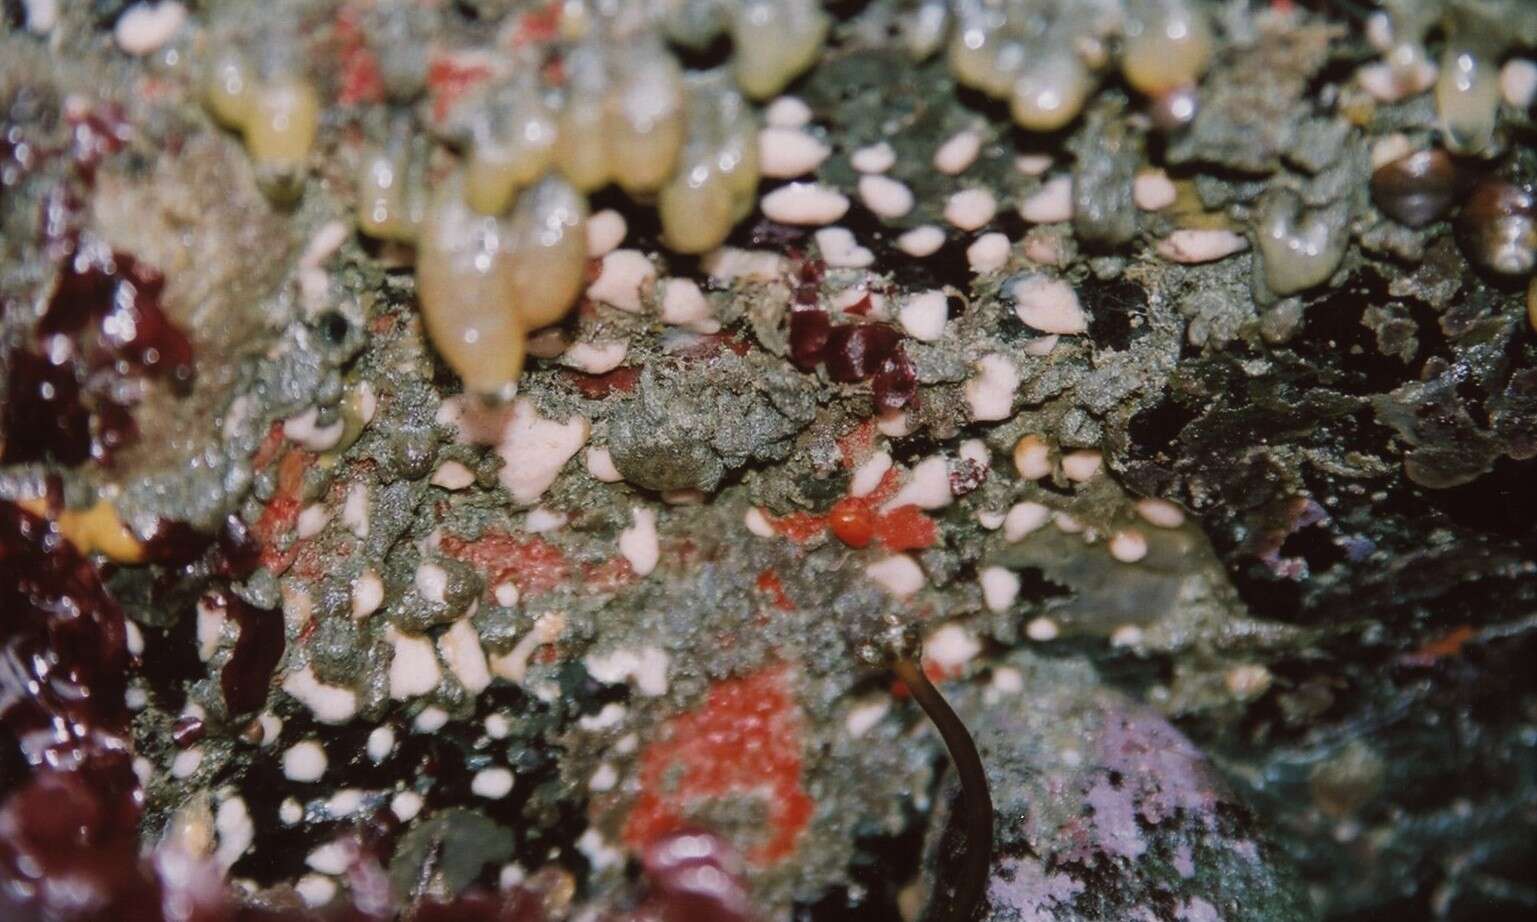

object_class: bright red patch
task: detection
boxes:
[836,419,877,469]
[561,366,640,399]
[439,531,569,597]
[1401,625,1476,667]
[755,569,795,611]
[623,666,814,866]
[334,6,384,105]
[511,3,562,46]
[427,56,492,123]
[253,448,313,573]
[768,511,826,543]
[827,497,874,548]
[874,504,938,551]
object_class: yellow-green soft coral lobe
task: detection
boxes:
[416,176,527,397]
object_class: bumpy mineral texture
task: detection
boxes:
[1,1,1535,921]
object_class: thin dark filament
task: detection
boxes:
[893,658,994,922]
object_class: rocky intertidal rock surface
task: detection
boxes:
[1,1,1535,921]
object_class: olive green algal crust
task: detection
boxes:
[1,1,1536,920]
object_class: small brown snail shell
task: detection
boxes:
[1456,179,1537,276]
[1370,149,1459,228]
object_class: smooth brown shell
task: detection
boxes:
[1370,149,1459,228]
[1456,179,1537,276]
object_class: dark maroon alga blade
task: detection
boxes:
[789,308,832,371]
[872,349,918,411]
[0,349,93,465]
[825,324,899,383]
[210,590,287,718]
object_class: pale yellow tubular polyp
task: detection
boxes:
[1120,1,1213,95]
[465,79,559,216]
[555,44,612,192]
[417,180,527,396]
[607,45,686,195]
[732,0,829,100]
[508,176,590,329]
[204,48,255,128]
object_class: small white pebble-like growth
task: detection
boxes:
[1004,501,1050,541]
[585,209,627,257]
[391,791,423,822]
[897,224,945,257]
[980,566,1020,613]
[1020,175,1073,224]
[815,226,874,268]
[1011,275,1087,334]
[283,741,327,782]
[965,354,1019,421]
[762,183,850,225]
[657,278,718,332]
[1062,450,1103,482]
[866,554,925,598]
[1501,59,1537,108]
[899,290,948,342]
[934,129,983,175]
[496,400,590,505]
[967,232,1011,273]
[851,141,895,173]
[115,1,186,56]
[845,698,890,738]
[587,249,655,313]
[1156,229,1249,264]
[585,446,623,483]
[281,668,357,724]
[1109,529,1149,563]
[850,451,893,498]
[1012,435,1052,480]
[882,456,953,510]
[1014,153,1052,175]
[366,726,395,763]
[744,506,776,537]
[764,95,811,127]
[387,626,441,700]
[924,623,982,672]
[439,618,492,694]
[414,562,447,605]
[283,407,344,453]
[562,341,628,375]
[472,767,516,799]
[944,188,997,231]
[351,569,384,619]
[1025,616,1060,641]
[859,174,915,219]
[1133,169,1177,211]
[618,507,660,577]
[759,127,831,178]
[1136,497,1186,528]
